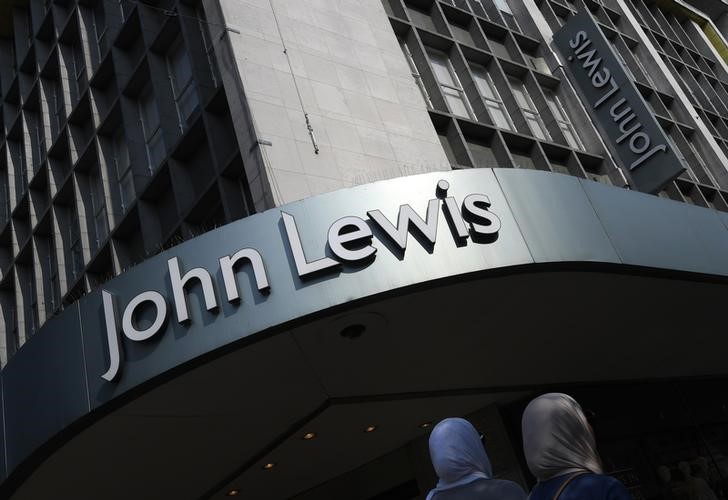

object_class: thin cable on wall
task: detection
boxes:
[124,0,286,202]
[268,0,320,155]
[125,0,241,35]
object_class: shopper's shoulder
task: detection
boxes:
[571,473,614,485]
[483,478,527,498]
[602,475,632,499]
[571,474,631,499]
[432,479,527,500]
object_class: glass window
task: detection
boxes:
[677,68,698,106]
[467,137,498,168]
[25,111,42,170]
[511,150,536,169]
[429,50,456,87]
[525,53,551,74]
[587,169,612,185]
[167,39,199,131]
[494,0,521,32]
[405,5,437,32]
[550,158,571,175]
[69,209,83,279]
[9,140,27,195]
[494,0,513,14]
[23,266,38,337]
[449,22,475,46]
[688,140,707,171]
[89,167,108,248]
[399,39,432,108]
[28,290,38,337]
[112,129,134,212]
[686,139,720,186]
[427,48,473,119]
[8,303,18,355]
[49,80,64,137]
[26,7,33,44]
[486,35,510,60]
[508,76,550,141]
[609,39,635,81]
[73,45,86,97]
[438,132,458,166]
[48,241,60,313]
[0,170,9,225]
[93,2,108,58]
[470,63,514,130]
[465,0,486,17]
[197,5,219,88]
[9,38,16,79]
[543,88,583,150]
[630,48,656,87]
[138,88,165,171]
[118,0,132,23]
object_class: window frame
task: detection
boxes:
[508,75,551,141]
[69,206,83,279]
[89,166,108,248]
[93,2,108,58]
[470,62,515,131]
[24,266,38,337]
[166,38,199,132]
[543,87,584,150]
[426,47,475,119]
[197,4,220,88]
[138,87,165,172]
[494,0,522,32]
[112,129,134,212]
[400,38,433,108]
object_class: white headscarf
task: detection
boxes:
[426,417,492,500]
[521,393,603,482]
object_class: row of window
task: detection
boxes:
[559,0,728,196]
[408,42,583,150]
[396,0,728,204]
[0,1,211,347]
[440,0,522,33]
[0,34,202,228]
[0,0,258,361]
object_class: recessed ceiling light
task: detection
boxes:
[263,462,276,470]
[340,324,366,339]
[226,489,240,497]
[302,432,316,440]
[364,425,377,433]
[419,421,432,429]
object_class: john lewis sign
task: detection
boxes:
[553,10,684,193]
[100,180,502,381]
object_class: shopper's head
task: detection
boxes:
[657,465,672,483]
[521,393,603,481]
[678,461,692,478]
[429,417,492,485]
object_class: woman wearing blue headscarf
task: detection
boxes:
[426,417,527,500]
[522,393,632,500]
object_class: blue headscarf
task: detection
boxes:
[426,418,492,500]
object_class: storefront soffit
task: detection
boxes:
[8,268,728,500]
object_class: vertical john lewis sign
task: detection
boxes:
[553,10,684,193]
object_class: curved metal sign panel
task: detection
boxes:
[3,168,728,489]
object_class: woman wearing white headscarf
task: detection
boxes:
[426,417,526,500]
[522,393,632,500]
